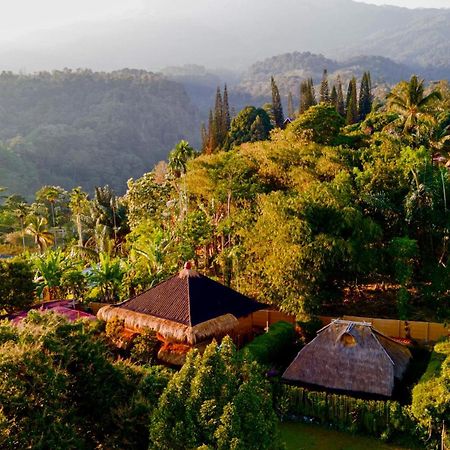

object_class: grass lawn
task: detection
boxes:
[280,422,420,450]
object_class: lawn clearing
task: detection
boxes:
[280,422,420,450]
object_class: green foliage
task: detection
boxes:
[243,321,296,366]
[130,330,160,365]
[0,258,35,313]
[411,339,450,445]
[149,337,283,450]
[0,312,169,449]
[290,104,344,145]
[227,106,272,148]
[0,69,200,196]
[89,253,126,302]
[271,76,284,128]
[387,237,418,320]
[278,385,422,443]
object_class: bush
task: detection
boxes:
[0,311,169,449]
[149,337,283,450]
[411,339,450,445]
[0,258,35,313]
[289,104,344,145]
[130,330,161,365]
[277,385,421,443]
[242,321,296,366]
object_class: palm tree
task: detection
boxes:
[33,248,70,300]
[168,140,195,178]
[36,185,65,227]
[26,216,54,253]
[89,253,125,303]
[69,187,89,246]
[387,75,442,134]
[168,141,196,220]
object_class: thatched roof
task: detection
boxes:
[97,304,239,345]
[282,320,412,397]
[111,264,265,327]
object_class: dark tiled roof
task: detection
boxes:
[117,271,265,326]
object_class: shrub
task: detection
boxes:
[242,321,296,366]
[130,330,160,365]
[289,104,344,145]
[277,385,421,443]
[411,339,450,445]
[149,337,283,450]
[0,258,35,313]
[0,311,167,449]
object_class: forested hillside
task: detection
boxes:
[236,52,441,100]
[0,69,200,197]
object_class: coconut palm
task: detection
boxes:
[36,185,66,227]
[69,187,89,246]
[26,216,54,253]
[387,75,442,134]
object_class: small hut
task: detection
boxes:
[97,263,265,364]
[282,319,412,397]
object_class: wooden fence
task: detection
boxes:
[250,310,449,343]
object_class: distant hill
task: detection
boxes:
[1,0,449,74]
[0,70,200,197]
[235,52,422,100]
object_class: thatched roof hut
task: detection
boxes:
[97,263,265,346]
[282,319,412,397]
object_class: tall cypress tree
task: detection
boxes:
[222,84,231,133]
[214,87,224,145]
[336,76,345,116]
[358,71,373,121]
[200,123,208,153]
[308,78,317,107]
[330,85,338,109]
[299,79,317,114]
[207,110,217,154]
[346,77,358,125]
[287,91,295,118]
[271,76,284,128]
[299,81,307,114]
[320,69,330,103]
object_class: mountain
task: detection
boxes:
[0,70,200,197]
[0,0,449,73]
[235,52,424,100]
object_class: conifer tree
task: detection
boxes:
[270,76,284,128]
[222,84,231,134]
[336,76,345,116]
[299,81,308,114]
[330,85,338,110]
[308,78,317,107]
[299,79,317,114]
[214,87,224,145]
[358,71,373,121]
[200,123,208,153]
[346,77,358,125]
[287,91,294,118]
[320,69,330,103]
[206,109,216,154]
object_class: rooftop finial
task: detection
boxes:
[179,261,199,278]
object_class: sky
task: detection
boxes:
[0,0,145,40]
[358,0,450,6]
[0,0,449,42]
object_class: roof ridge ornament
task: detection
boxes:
[179,261,200,278]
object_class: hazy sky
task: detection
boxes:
[358,0,450,6]
[0,0,449,42]
[0,0,145,40]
